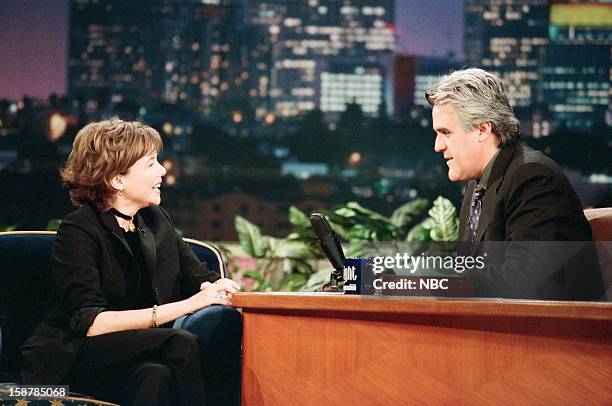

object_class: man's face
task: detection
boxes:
[432,104,483,182]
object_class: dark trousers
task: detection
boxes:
[67,328,205,405]
[67,305,242,406]
[174,305,243,406]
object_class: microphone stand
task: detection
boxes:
[321,267,343,292]
[309,213,346,292]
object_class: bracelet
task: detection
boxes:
[152,305,158,328]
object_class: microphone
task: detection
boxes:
[309,213,346,288]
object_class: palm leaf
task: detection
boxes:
[406,217,435,241]
[243,270,270,291]
[428,197,459,241]
[390,198,428,227]
[299,269,331,291]
[268,237,316,260]
[345,239,365,257]
[276,273,308,291]
[346,202,391,225]
[289,206,310,229]
[235,216,267,258]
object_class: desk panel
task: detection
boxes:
[233,293,612,405]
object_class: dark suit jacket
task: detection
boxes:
[21,204,219,384]
[458,142,604,300]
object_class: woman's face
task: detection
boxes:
[119,151,167,209]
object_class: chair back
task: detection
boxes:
[0,232,55,380]
[0,231,225,380]
[184,237,227,279]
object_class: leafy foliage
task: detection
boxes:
[428,197,459,241]
[234,196,459,291]
[234,211,325,291]
[45,218,62,231]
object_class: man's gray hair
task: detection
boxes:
[425,68,520,145]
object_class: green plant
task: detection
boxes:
[233,196,459,292]
[324,197,458,257]
[235,206,325,291]
[46,219,62,231]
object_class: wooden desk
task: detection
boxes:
[232,292,612,405]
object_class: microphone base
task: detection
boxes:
[319,283,342,292]
[317,272,344,292]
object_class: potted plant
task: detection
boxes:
[234,196,459,291]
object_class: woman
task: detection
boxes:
[21,118,242,405]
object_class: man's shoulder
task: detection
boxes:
[505,143,565,180]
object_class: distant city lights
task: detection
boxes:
[48,113,67,141]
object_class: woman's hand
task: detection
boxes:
[185,283,232,313]
[200,278,241,295]
[185,278,240,314]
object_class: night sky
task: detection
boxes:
[0,0,464,100]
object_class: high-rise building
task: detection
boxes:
[465,0,611,134]
[68,0,164,110]
[320,64,384,114]
[68,0,395,123]
[68,0,245,120]
[542,1,611,130]
[412,57,462,108]
[393,55,416,114]
[156,0,247,119]
[465,0,549,108]
[243,0,395,119]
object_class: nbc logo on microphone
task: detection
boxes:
[344,265,357,282]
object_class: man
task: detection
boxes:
[425,68,604,300]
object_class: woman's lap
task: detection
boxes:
[68,306,242,405]
[67,328,203,405]
[70,328,198,373]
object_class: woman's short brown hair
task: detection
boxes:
[61,118,163,212]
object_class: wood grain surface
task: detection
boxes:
[234,293,612,405]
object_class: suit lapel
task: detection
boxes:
[469,143,520,253]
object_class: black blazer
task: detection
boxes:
[458,142,604,300]
[21,204,219,384]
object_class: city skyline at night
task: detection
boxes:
[0,0,464,100]
[0,0,610,240]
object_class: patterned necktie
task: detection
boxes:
[467,184,485,244]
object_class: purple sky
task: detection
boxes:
[396,0,464,59]
[0,0,463,100]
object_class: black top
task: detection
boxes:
[123,229,155,309]
[21,204,220,384]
